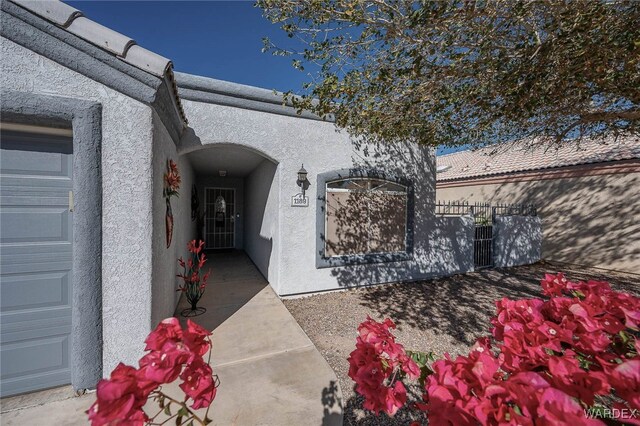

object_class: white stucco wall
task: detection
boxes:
[1,36,155,373]
[151,111,196,326]
[243,159,280,283]
[178,98,470,295]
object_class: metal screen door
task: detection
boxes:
[205,188,235,249]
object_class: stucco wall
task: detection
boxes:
[244,159,280,282]
[493,216,542,268]
[195,176,244,249]
[436,170,640,274]
[151,111,196,327]
[1,36,155,372]
[178,97,474,295]
[430,216,475,275]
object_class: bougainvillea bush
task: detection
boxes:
[348,274,640,425]
[87,318,217,426]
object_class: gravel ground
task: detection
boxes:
[283,261,639,426]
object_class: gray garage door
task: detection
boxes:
[0,129,73,397]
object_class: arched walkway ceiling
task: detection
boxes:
[186,145,273,177]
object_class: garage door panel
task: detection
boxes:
[0,137,72,178]
[1,271,71,312]
[1,207,71,243]
[0,369,71,398]
[1,334,70,377]
[1,310,71,342]
[0,130,73,396]
[1,177,74,193]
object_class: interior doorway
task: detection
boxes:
[205,187,235,249]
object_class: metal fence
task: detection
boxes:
[436,200,537,269]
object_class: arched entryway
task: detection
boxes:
[183,144,279,283]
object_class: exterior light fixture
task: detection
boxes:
[297,164,308,197]
[219,170,227,177]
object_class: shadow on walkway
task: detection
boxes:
[168,250,344,426]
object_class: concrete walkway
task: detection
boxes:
[0,251,343,425]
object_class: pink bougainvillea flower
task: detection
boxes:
[183,319,212,358]
[179,358,217,410]
[349,274,640,426]
[139,340,190,384]
[611,360,640,410]
[87,363,150,426]
[537,388,605,425]
[541,272,568,297]
[383,381,408,416]
[144,317,183,352]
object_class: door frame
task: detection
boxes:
[204,187,236,249]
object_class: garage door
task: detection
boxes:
[0,129,73,397]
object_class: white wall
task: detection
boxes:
[243,159,279,283]
[1,37,155,372]
[178,98,472,295]
[151,112,196,327]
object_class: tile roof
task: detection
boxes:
[436,136,640,181]
[11,0,187,124]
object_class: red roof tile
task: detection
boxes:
[436,136,640,181]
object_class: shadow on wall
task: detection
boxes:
[442,171,640,273]
[493,216,542,268]
[244,160,278,281]
[319,141,475,289]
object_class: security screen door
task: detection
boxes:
[205,188,235,249]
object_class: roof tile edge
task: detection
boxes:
[9,0,187,125]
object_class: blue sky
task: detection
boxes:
[65,1,308,90]
[65,1,460,155]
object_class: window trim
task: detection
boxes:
[316,168,414,269]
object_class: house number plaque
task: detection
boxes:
[291,193,309,207]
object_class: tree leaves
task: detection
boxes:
[258,0,640,148]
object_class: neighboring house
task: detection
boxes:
[0,0,487,397]
[436,138,640,275]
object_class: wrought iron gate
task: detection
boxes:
[436,201,537,269]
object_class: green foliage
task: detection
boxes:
[258,0,640,147]
[406,349,435,387]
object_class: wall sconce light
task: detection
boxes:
[297,164,309,197]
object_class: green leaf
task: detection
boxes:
[164,404,171,416]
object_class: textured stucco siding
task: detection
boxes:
[430,216,475,275]
[151,112,196,327]
[493,216,542,268]
[1,36,154,373]
[243,159,280,283]
[436,171,640,274]
[178,99,470,295]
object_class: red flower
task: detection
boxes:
[87,363,150,426]
[541,272,568,297]
[144,317,182,352]
[179,358,217,410]
[198,253,207,269]
[138,340,190,384]
[183,319,212,358]
[187,239,205,255]
[611,360,640,410]
[536,388,605,425]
